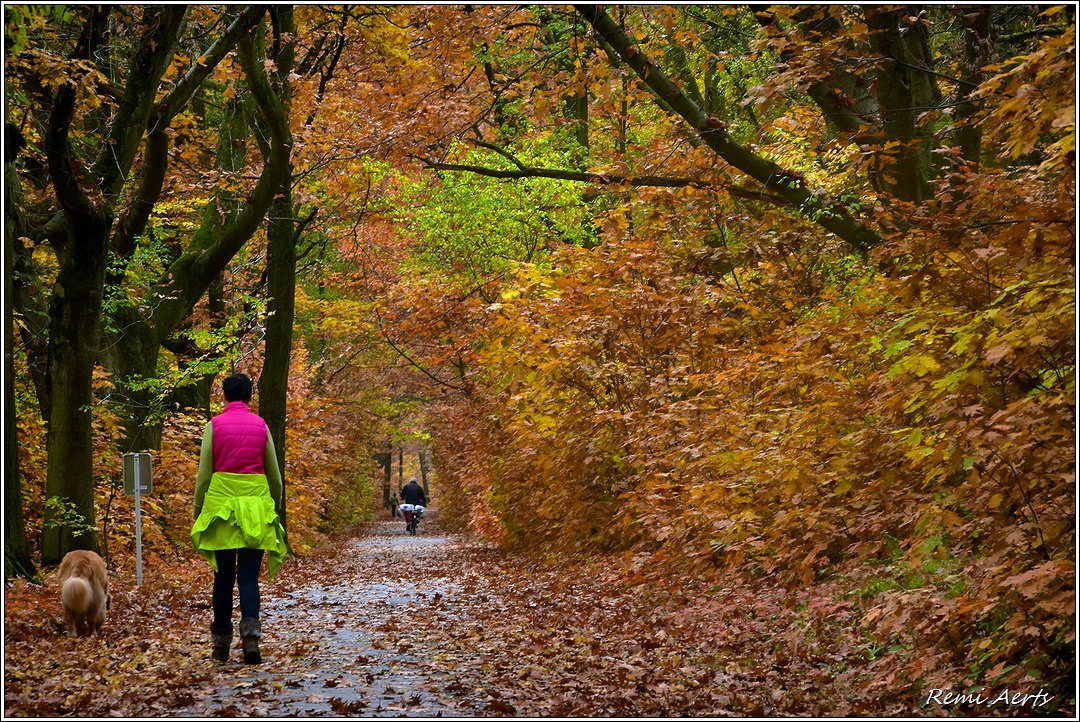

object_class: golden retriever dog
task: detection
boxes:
[57,550,110,636]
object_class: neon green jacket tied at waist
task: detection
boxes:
[190,423,288,581]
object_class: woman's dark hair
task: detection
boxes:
[222,373,253,402]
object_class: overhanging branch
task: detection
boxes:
[576,4,883,254]
[418,157,786,204]
[372,308,463,392]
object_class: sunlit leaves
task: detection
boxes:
[395,138,593,290]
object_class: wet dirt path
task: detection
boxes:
[180,515,484,717]
[171,512,755,717]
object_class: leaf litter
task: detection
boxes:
[4,511,1035,717]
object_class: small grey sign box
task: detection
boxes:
[123,452,153,496]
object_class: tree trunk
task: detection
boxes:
[105,15,290,453]
[557,9,589,160]
[418,445,431,496]
[15,6,268,563]
[259,5,297,537]
[260,189,296,529]
[864,5,941,204]
[42,215,109,563]
[112,77,255,450]
[10,239,49,420]
[4,130,37,579]
[39,6,186,563]
[108,310,165,452]
[954,6,992,168]
[380,442,393,506]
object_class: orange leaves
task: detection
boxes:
[4,558,216,717]
[975,24,1075,169]
[418,168,1073,697]
[1000,560,1074,603]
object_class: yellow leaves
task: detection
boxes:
[670,30,701,46]
[297,287,373,337]
[737,301,761,318]
[886,347,940,380]
[907,353,940,377]
[976,27,1075,164]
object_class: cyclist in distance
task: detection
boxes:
[399,477,427,534]
[400,477,426,507]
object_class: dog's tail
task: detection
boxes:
[61,576,93,614]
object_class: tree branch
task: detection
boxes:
[156,6,268,126]
[418,157,787,203]
[141,23,293,338]
[113,7,270,260]
[372,308,463,392]
[92,6,186,200]
[45,81,96,225]
[577,5,882,254]
[468,139,528,170]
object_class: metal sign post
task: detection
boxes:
[122,452,153,586]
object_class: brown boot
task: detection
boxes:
[239,617,262,664]
[210,622,232,663]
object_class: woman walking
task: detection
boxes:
[191,373,288,664]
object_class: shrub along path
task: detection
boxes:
[5,511,1067,717]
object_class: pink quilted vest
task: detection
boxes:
[211,401,268,475]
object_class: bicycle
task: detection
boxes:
[399,503,425,535]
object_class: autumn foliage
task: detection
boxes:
[388,13,1076,704]
[5,4,1074,715]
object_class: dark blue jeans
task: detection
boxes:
[213,548,264,626]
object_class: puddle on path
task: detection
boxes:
[178,518,478,717]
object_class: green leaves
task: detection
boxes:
[4,5,79,56]
[41,497,95,538]
[395,138,593,289]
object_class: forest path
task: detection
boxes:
[173,511,747,717]
[180,514,485,716]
